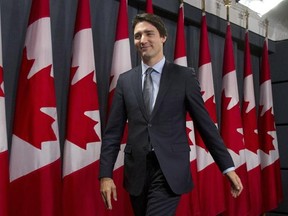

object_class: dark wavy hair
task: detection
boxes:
[132,13,168,38]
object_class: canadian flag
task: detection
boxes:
[106,0,134,215]
[173,2,187,66]
[242,29,262,215]
[146,0,154,14]
[62,0,102,215]
[258,38,283,212]
[174,3,199,215]
[220,22,249,215]
[9,0,62,215]
[195,12,226,216]
[0,13,9,216]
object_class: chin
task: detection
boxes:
[142,55,151,61]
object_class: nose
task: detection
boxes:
[140,34,148,44]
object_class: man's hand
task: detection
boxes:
[100,177,117,210]
[225,171,243,198]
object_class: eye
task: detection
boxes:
[147,32,154,36]
[134,34,141,40]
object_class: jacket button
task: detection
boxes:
[148,124,152,127]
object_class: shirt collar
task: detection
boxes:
[141,57,165,75]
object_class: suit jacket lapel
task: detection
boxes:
[131,61,173,121]
[150,61,173,119]
[131,65,150,121]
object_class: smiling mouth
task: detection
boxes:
[140,46,150,51]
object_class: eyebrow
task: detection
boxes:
[134,29,155,35]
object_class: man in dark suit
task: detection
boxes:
[99,13,243,216]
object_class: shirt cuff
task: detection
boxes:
[222,167,235,175]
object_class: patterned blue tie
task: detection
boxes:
[143,67,154,115]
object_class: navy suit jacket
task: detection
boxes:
[99,61,234,196]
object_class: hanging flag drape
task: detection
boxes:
[0,12,9,216]
[2,1,284,215]
[195,12,226,216]
[242,29,263,216]
[105,0,133,215]
[258,38,283,212]
[174,2,187,67]
[146,0,154,13]
[9,0,62,215]
[62,0,102,215]
[173,3,199,215]
[220,22,250,216]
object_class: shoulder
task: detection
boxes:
[119,65,141,78]
[164,61,196,78]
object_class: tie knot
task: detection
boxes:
[146,67,154,75]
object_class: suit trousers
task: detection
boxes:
[130,151,181,216]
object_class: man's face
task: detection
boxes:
[134,21,167,64]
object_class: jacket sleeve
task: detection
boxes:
[99,75,127,179]
[184,68,234,172]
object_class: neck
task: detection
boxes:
[142,54,164,67]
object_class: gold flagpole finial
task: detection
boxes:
[223,0,231,22]
[245,9,249,30]
[265,19,269,38]
[223,0,231,7]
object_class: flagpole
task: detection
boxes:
[223,0,231,22]
[201,0,205,13]
[265,19,269,39]
[245,9,249,30]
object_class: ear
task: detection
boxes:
[161,36,167,44]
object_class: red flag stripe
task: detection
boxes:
[28,0,50,25]
[115,0,129,41]
[260,39,271,83]
[174,2,186,58]
[146,0,154,13]
[73,0,92,33]
[198,13,211,66]
[0,152,8,216]
[174,3,187,66]
[222,23,236,76]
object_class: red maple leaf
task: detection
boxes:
[66,68,100,149]
[258,106,276,154]
[221,94,244,155]
[0,67,4,97]
[13,48,57,149]
[242,100,259,153]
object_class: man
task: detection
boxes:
[99,13,243,216]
